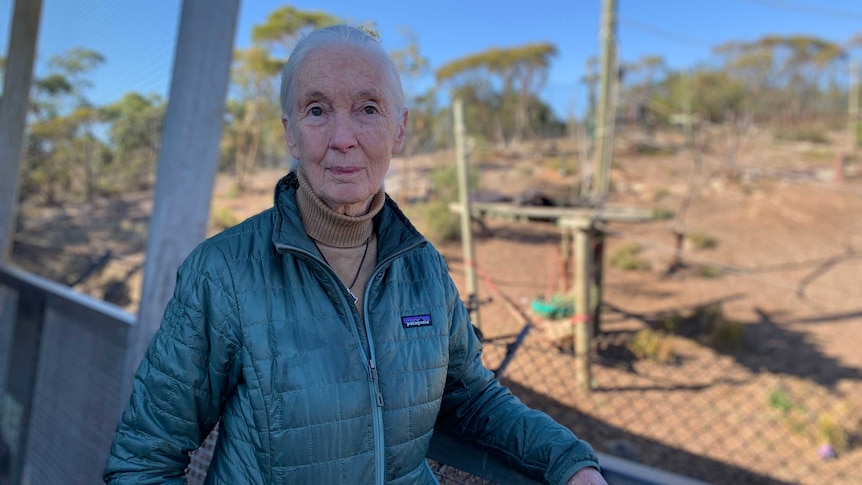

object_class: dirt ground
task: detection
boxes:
[10,125,862,484]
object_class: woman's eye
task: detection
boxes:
[362,106,378,115]
[309,106,323,116]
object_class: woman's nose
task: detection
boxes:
[329,112,358,152]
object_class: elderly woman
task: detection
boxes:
[104,25,606,485]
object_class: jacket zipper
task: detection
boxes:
[285,246,387,483]
[362,241,425,485]
[283,239,426,485]
[368,360,385,407]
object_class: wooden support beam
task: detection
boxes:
[449,202,651,224]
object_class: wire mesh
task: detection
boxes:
[449,208,862,485]
[478,323,861,484]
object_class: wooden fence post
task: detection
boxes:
[573,219,594,391]
[835,153,845,185]
[454,98,481,329]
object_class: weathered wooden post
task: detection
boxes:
[560,229,572,293]
[590,227,605,337]
[594,0,617,201]
[573,218,593,391]
[454,98,481,329]
[835,153,845,185]
[849,59,859,151]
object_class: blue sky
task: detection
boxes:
[2,0,862,117]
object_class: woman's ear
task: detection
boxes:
[283,117,299,159]
[391,109,408,155]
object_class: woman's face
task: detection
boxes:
[283,44,407,216]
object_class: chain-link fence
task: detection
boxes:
[439,185,862,485]
[477,325,860,484]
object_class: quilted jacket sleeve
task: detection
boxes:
[435,254,600,485]
[104,243,242,484]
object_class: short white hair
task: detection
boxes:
[279,25,405,120]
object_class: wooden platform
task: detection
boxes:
[449,201,652,225]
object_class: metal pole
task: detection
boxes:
[594,0,617,202]
[454,98,481,329]
[122,0,240,403]
[0,0,43,265]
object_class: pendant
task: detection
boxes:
[348,288,358,304]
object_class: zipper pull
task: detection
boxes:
[369,359,378,381]
[369,360,385,407]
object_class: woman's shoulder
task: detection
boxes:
[186,208,278,270]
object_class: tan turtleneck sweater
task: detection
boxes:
[295,169,385,318]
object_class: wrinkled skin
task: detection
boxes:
[283,43,407,216]
[567,467,608,485]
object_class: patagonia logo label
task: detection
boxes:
[401,314,432,329]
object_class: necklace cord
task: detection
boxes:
[313,236,371,290]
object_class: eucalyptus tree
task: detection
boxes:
[389,27,433,157]
[847,34,862,146]
[714,35,846,118]
[436,43,558,146]
[387,28,440,202]
[224,46,284,189]
[223,6,340,190]
[23,48,108,204]
[618,55,666,133]
[101,92,166,192]
[437,55,499,144]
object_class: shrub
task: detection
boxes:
[653,187,672,201]
[224,182,241,199]
[424,201,460,243]
[774,126,828,144]
[768,387,794,415]
[428,164,478,203]
[708,318,745,352]
[699,265,722,279]
[422,163,480,245]
[769,382,859,454]
[543,155,571,175]
[801,150,835,163]
[687,231,718,250]
[818,414,848,453]
[627,329,676,364]
[651,206,674,221]
[657,312,684,333]
[609,242,650,271]
[211,207,239,231]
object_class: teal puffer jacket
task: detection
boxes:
[104,173,599,484]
